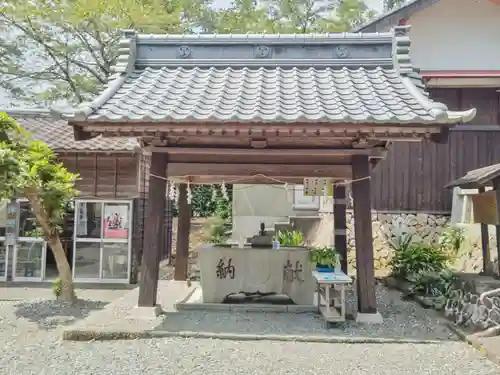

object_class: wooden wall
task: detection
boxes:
[59,152,144,282]
[60,153,139,199]
[370,87,500,213]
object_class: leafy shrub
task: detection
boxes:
[53,277,62,298]
[204,216,229,244]
[389,225,464,281]
[276,230,305,247]
[390,242,451,280]
[407,270,455,297]
[438,225,465,255]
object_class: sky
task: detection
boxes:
[215,0,384,11]
[0,0,385,107]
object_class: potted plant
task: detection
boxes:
[309,246,341,273]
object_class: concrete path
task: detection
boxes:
[0,284,499,375]
[62,282,456,343]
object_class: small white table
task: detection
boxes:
[312,270,352,323]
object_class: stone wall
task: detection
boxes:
[346,212,449,273]
[444,274,500,331]
[302,211,497,276]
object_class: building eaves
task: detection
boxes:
[353,0,440,33]
[0,107,139,152]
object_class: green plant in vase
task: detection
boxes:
[309,246,341,273]
[277,230,304,247]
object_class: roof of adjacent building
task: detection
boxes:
[446,163,500,190]
[1,108,139,152]
[353,0,440,32]
[52,25,475,126]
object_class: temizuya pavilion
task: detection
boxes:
[53,25,475,322]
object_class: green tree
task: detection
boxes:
[209,0,376,34]
[207,0,280,33]
[384,0,407,10]
[0,112,79,303]
[323,0,378,31]
[0,0,212,105]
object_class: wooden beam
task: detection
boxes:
[351,155,377,314]
[138,152,167,307]
[493,178,500,276]
[168,163,352,179]
[173,176,314,185]
[149,147,388,158]
[333,185,348,275]
[478,186,492,275]
[174,184,191,281]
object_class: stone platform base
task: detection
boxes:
[356,311,384,324]
[175,287,316,313]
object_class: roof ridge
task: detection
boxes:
[51,30,137,122]
[134,31,395,43]
[0,108,52,117]
[391,25,475,123]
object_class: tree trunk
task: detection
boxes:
[48,236,76,304]
[26,192,76,304]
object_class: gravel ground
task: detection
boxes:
[0,286,499,375]
[155,285,455,341]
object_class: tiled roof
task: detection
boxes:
[88,66,475,124]
[446,163,500,189]
[1,108,139,152]
[53,26,475,126]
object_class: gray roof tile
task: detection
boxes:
[1,108,139,152]
[91,66,451,123]
[53,26,476,126]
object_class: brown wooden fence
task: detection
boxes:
[371,129,500,213]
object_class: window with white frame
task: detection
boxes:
[293,185,320,211]
[73,200,132,283]
[0,200,7,280]
[14,200,46,281]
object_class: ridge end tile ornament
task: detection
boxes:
[254,45,271,58]
[334,46,349,59]
[178,45,192,59]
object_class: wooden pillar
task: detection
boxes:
[333,184,348,275]
[138,152,167,307]
[351,155,377,314]
[174,183,191,281]
[478,186,491,275]
[493,178,500,275]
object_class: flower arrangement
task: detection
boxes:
[308,246,341,272]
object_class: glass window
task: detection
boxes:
[0,200,6,237]
[76,202,102,239]
[74,242,101,279]
[101,243,128,279]
[0,241,6,278]
[19,201,40,237]
[15,241,43,278]
[103,203,130,240]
